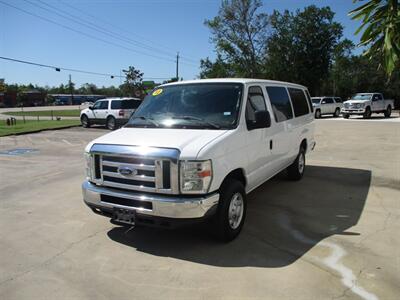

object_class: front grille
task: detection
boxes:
[92,154,174,194]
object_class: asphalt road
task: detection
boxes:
[0,119,399,300]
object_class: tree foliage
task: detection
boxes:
[204,0,268,77]
[265,6,343,94]
[121,66,144,97]
[349,0,400,76]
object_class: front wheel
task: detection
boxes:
[287,147,306,181]
[106,116,117,130]
[315,109,321,119]
[333,108,340,117]
[363,107,371,119]
[214,179,246,242]
[384,106,392,118]
[343,114,350,119]
[81,115,90,128]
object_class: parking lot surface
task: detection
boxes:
[0,119,399,300]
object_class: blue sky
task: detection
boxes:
[0,0,362,88]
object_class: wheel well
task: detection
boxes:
[107,115,115,120]
[222,169,246,189]
[300,139,307,152]
[81,114,87,119]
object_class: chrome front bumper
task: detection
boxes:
[82,181,219,219]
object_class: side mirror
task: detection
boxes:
[89,106,94,110]
[249,110,271,130]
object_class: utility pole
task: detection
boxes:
[176,52,179,81]
[69,74,74,105]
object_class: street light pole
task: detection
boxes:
[176,52,179,81]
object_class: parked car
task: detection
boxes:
[311,96,342,118]
[80,97,141,130]
[342,93,394,119]
[82,79,316,241]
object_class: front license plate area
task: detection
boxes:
[113,208,136,225]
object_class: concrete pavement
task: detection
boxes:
[0,120,399,299]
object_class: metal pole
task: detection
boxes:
[69,74,74,105]
[176,52,179,81]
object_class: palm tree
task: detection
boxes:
[349,0,400,76]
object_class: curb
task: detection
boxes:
[0,124,82,137]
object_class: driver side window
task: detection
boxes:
[246,86,266,128]
[92,101,102,109]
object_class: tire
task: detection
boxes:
[343,114,349,119]
[315,109,321,119]
[81,115,90,128]
[363,107,371,119]
[384,106,392,118]
[214,179,246,242]
[333,108,340,118]
[287,147,306,181]
[106,116,117,130]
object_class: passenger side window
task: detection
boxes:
[266,86,293,122]
[92,101,102,109]
[246,86,266,128]
[99,101,109,109]
[288,88,310,117]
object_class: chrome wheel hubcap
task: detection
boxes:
[228,193,244,230]
[298,153,305,174]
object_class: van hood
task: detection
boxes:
[86,127,229,159]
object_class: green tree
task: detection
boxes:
[264,6,343,95]
[349,0,400,76]
[121,66,144,97]
[199,55,236,78]
[204,0,268,77]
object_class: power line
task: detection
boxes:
[0,1,178,64]
[31,0,178,59]
[58,0,200,64]
[0,56,172,80]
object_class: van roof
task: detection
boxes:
[160,78,307,89]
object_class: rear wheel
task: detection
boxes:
[333,108,340,117]
[384,106,392,118]
[287,147,306,181]
[363,107,372,119]
[81,115,90,128]
[214,179,246,242]
[315,109,321,119]
[106,116,116,130]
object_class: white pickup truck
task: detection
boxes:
[82,79,315,241]
[341,93,394,119]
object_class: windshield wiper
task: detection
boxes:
[172,115,221,129]
[128,116,160,127]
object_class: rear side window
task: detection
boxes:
[266,86,293,122]
[111,100,141,109]
[246,86,266,127]
[288,88,310,117]
[334,97,342,103]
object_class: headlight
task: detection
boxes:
[84,152,92,180]
[180,160,212,194]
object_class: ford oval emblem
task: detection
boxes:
[118,166,137,176]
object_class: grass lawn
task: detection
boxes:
[3,109,80,117]
[0,120,81,136]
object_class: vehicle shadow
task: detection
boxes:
[107,165,371,268]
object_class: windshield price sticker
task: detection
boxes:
[152,89,163,96]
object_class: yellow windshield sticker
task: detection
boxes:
[152,88,163,96]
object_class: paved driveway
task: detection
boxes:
[0,120,399,299]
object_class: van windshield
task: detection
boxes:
[125,83,243,130]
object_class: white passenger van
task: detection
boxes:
[82,79,315,241]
